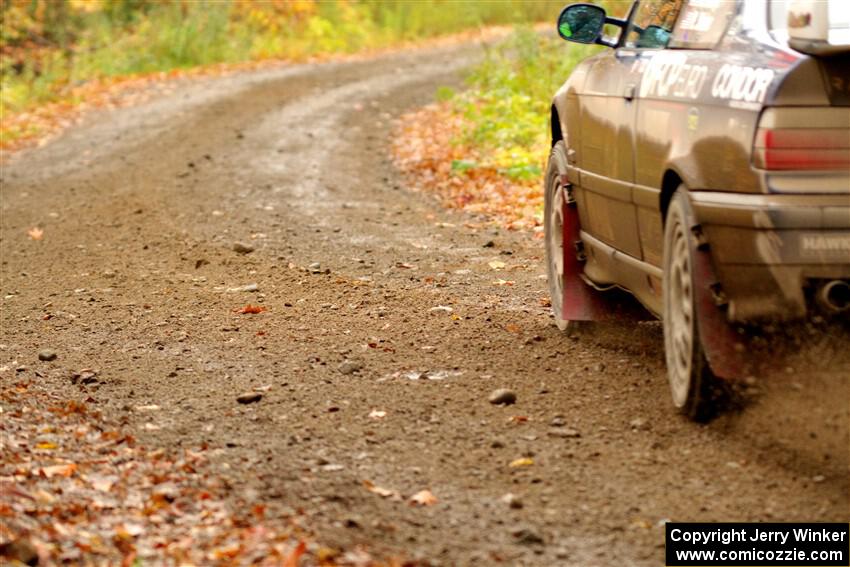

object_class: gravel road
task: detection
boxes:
[1,41,847,566]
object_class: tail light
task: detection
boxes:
[753,108,850,171]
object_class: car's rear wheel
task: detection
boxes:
[544,141,573,332]
[663,188,715,420]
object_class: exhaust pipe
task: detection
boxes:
[816,280,850,313]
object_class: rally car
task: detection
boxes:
[545,0,850,419]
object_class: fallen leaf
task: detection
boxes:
[35,441,57,450]
[236,305,266,314]
[363,480,400,499]
[40,463,76,478]
[283,541,307,567]
[504,323,521,333]
[509,416,529,423]
[409,489,438,506]
[89,475,116,492]
[488,260,506,270]
[492,279,514,286]
[27,227,44,240]
[213,544,241,559]
[509,458,534,468]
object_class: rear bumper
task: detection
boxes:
[690,192,850,321]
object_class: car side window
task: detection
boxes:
[624,0,685,49]
[669,0,739,49]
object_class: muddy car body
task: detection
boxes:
[545,0,850,418]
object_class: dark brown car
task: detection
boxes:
[545,0,849,419]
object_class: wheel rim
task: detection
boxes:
[547,179,565,322]
[666,215,694,408]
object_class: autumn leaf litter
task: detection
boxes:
[0,381,315,564]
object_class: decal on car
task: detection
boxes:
[800,233,850,257]
[639,51,709,100]
[710,64,775,106]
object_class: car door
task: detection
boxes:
[577,32,643,259]
[578,0,689,261]
[631,0,737,270]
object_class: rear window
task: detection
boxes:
[769,0,850,45]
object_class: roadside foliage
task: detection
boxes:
[0,0,565,149]
[394,29,596,231]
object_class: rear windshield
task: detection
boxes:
[769,0,850,45]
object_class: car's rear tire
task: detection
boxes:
[544,141,574,332]
[663,188,715,420]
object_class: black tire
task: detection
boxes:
[544,141,575,332]
[662,188,716,421]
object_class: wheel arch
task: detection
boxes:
[550,104,563,147]
[660,169,684,224]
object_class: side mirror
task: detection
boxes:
[557,3,606,44]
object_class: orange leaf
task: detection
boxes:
[27,227,44,240]
[236,305,266,314]
[283,541,306,567]
[213,544,241,560]
[409,489,438,506]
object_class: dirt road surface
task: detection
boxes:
[2,42,848,566]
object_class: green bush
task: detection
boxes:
[450,28,597,180]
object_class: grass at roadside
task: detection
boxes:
[393,28,597,230]
[0,0,564,149]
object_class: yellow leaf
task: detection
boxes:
[35,441,57,450]
[509,457,534,468]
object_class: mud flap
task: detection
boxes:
[691,236,752,380]
[559,175,643,322]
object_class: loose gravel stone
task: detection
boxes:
[630,418,649,431]
[236,392,262,404]
[488,388,516,405]
[233,242,255,254]
[338,360,362,375]
[548,427,581,438]
[501,493,523,509]
[38,349,57,362]
[512,527,544,546]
